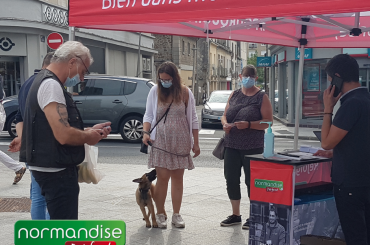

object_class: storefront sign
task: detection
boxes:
[42,4,68,27]
[0,33,26,56]
[257,57,272,67]
[343,48,369,57]
[277,51,286,63]
[295,48,312,60]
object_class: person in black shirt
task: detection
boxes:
[319,54,370,245]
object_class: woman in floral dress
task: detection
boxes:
[143,62,200,228]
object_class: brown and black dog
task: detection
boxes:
[133,169,158,228]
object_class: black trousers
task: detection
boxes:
[31,167,80,220]
[334,184,370,245]
[224,147,263,200]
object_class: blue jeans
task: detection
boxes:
[30,171,50,220]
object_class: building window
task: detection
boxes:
[249,43,257,49]
[188,42,191,56]
[261,44,266,46]
[261,51,267,56]
[182,40,185,54]
[249,51,256,58]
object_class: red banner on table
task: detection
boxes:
[250,161,294,206]
[295,161,332,185]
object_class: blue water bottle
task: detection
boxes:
[260,122,274,158]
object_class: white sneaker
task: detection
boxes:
[172,213,185,228]
[156,213,167,228]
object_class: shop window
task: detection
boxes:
[301,61,330,120]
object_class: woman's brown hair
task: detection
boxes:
[241,65,257,77]
[157,61,182,104]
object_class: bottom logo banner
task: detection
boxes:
[15,220,126,245]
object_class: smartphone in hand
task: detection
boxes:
[331,75,344,97]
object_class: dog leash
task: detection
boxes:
[149,144,190,158]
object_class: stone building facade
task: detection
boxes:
[153,34,197,89]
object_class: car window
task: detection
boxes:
[86,79,123,96]
[123,81,137,95]
[208,93,231,103]
[74,79,93,96]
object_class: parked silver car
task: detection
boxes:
[201,90,233,128]
[3,75,154,143]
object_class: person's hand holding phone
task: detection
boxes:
[323,85,342,113]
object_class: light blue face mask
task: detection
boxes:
[160,79,173,88]
[242,77,256,89]
[65,74,80,87]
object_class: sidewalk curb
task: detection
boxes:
[274,135,319,141]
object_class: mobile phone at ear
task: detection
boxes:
[331,75,343,97]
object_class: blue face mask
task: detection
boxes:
[65,74,80,87]
[161,81,172,88]
[242,77,256,89]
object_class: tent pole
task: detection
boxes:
[67,27,75,93]
[206,22,210,99]
[294,43,305,150]
[69,27,75,41]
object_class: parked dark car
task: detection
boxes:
[2,75,154,143]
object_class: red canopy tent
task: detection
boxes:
[69,0,370,148]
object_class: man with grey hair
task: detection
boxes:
[20,41,111,219]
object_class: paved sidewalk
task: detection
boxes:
[272,120,320,140]
[0,162,250,245]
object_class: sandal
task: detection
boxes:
[13,167,26,185]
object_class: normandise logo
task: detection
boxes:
[14,220,126,245]
[254,179,284,191]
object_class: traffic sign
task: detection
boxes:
[47,32,63,50]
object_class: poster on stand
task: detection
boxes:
[249,201,291,245]
[293,198,345,244]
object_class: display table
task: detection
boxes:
[245,155,345,245]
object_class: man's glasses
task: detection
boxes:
[76,56,90,75]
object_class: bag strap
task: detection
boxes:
[149,100,173,134]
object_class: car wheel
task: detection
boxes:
[7,114,17,138]
[120,116,143,143]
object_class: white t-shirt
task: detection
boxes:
[29,78,66,172]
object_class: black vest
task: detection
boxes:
[20,69,85,168]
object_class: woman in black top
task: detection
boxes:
[220,65,273,229]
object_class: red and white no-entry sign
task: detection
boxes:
[47,32,63,50]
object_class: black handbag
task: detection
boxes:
[140,101,173,154]
[212,135,225,160]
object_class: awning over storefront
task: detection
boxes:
[70,1,370,48]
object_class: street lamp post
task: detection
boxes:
[218,58,223,90]
[235,64,240,90]
[192,47,198,95]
